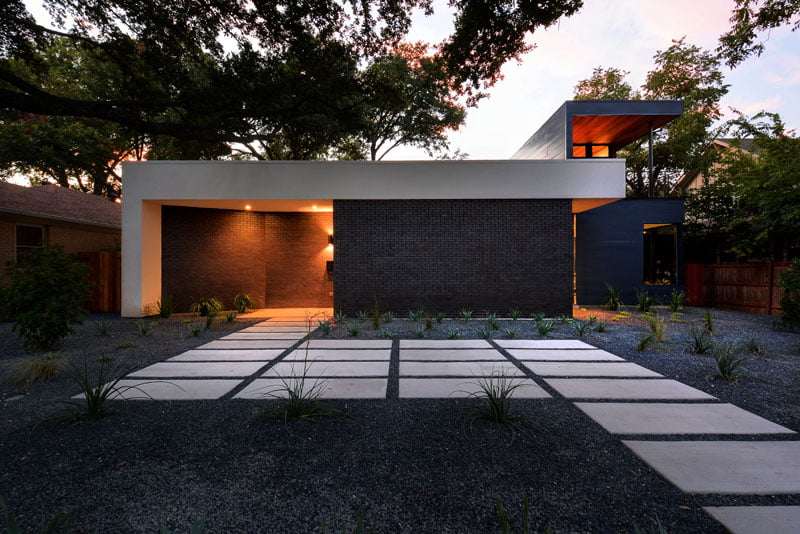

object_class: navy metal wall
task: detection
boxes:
[576,199,685,305]
[511,104,567,160]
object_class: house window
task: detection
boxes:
[572,144,611,158]
[643,223,677,285]
[16,224,44,260]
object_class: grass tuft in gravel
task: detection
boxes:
[574,321,590,337]
[688,329,714,354]
[9,353,62,386]
[645,316,667,342]
[713,343,747,384]
[476,325,493,339]
[503,327,519,339]
[744,336,766,357]
[635,289,656,313]
[459,308,473,322]
[702,311,714,334]
[95,321,111,337]
[446,327,461,339]
[603,282,622,311]
[59,357,151,420]
[461,373,526,441]
[347,323,361,337]
[378,329,394,339]
[260,354,344,422]
[536,321,554,337]
[135,320,156,336]
[637,334,654,352]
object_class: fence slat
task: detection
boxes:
[78,251,121,313]
[684,262,788,315]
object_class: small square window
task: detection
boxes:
[643,223,677,285]
[16,225,44,260]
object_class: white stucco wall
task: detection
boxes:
[121,159,625,316]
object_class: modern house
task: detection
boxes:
[121,100,684,317]
[672,138,757,196]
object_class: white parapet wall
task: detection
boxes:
[121,159,625,316]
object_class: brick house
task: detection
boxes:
[121,100,685,317]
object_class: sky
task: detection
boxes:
[388,0,800,160]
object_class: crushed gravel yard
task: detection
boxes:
[1,306,799,533]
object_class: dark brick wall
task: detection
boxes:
[162,206,267,312]
[333,199,573,316]
[264,212,333,307]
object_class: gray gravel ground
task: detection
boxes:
[1,306,798,533]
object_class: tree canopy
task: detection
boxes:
[719,0,800,67]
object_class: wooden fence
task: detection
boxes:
[78,251,121,313]
[685,262,789,315]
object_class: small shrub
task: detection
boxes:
[356,310,369,322]
[135,319,157,336]
[635,289,656,313]
[425,317,434,331]
[334,311,346,323]
[10,353,62,386]
[205,312,217,329]
[156,295,174,318]
[637,334,654,351]
[476,325,493,339]
[233,292,256,313]
[459,308,473,322]
[644,315,666,342]
[502,326,518,339]
[0,245,90,352]
[60,358,147,420]
[574,321,589,337]
[531,312,545,322]
[446,328,461,339]
[603,282,622,311]
[347,323,361,337]
[260,353,339,422]
[779,258,800,326]
[225,311,237,322]
[702,311,714,334]
[556,314,572,325]
[409,309,424,322]
[714,343,746,384]
[587,314,597,325]
[435,311,446,324]
[688,329,714,354]
[318,320,332,335]
[415,327,425,339]
[378,329,394,339]
[95,321,112,336]
[594,322,607,333]
[668,289,685,312]
[188,324,203,337]
[536,321,554,337]
[381,311,394,323]
[190,297,223,317]
[462,373,526,440]
[744,337,766,357]
[509,309,521,321]
[486,313,500,331]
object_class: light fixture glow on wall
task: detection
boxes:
[328,234,334,245]
[245,204,252,210]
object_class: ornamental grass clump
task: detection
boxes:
[744,337,766,358]
[190,297,223,317]
[603,282,622,311]
[688,329,714,354]
[347,323,361,337]
[233,292,257,313]
[225,311,237,322]
[318,320,332,335]
[635,289,656,313]
[10,353,62,386]
[509,309,521,320]
[135,319,157,336]
[536,320,554,337]
[476,325,493,339]
[461,372,527,441]
[668,289,685,312]
[574,321,589,337]
[644,315,667,342]
[157,294,174,318]
[408,309,424,322]
[714,343,747,384]
[378,329,394,339]
[702,311,714,334]
[636,334,654,352]
[446,327,461,339]
[459,308,473,322]
[486,312,500,331]
[95,321,112,336]
[502,326,518,339]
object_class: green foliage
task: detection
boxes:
[1,495,75,534]
[460,308,473,322]
[204,312,216,330]
[574,321,589,337]
[116,342,136,349]
[378,329,394,339]
[435,311,446,324]
[719,0,800,67]
[381,311,394,323]
[157,295,174,318]
[780,259,800,326]
[233,292,256,314]
[347,323,361,337]
[446,328,461,339]
[574,67,636,100]
[135,320,157,336]
[189,297,223,317]
[95,321,111,336]
[644,316,667,342]
[425,317,434,331]
[0,245,90,352]
[486,313,500,331]
[603,283,622,311]
[714,343,747,383]
[532,312,545,322]
[744,337,766,358]
[369,299,382,330]
[594,322,607,333]
[587,314,597,325]
[356,310,369,322]
[536,321,554,337]
[414,327,426,339]
[408,309,424,322]
[318,320,332,336]
[188,324,203,337]
[9,353,62,386]
[702,311,714,334]
[260,350,340,422]
[476,326,493,340]
[502,327,518,339]
[688,329,714,354]
[635,289,656,313]
[96,354,114,363]
[637,334,655,352]
[462,373,526,441]
[225,311,237,322]
[668,289,685,312]
[59,358,145,420]
[509,309,521,321]
[334,311,346,323]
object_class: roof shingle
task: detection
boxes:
[0,182,121,228]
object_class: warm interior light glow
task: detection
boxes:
[245,204,252,210]
[312,205,318,210]
[114,198,122,204]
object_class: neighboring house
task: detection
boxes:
[0,180,121,279]
[671,138,756,196]
[121,100,684,317]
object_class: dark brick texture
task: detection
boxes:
[333,199,573,316]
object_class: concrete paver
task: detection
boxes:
[130,361,267,378]
[399,339,492,349]
[544,378,716,400]
[399,378,551,398]
[508,349,623,361]
[264,361,390,378]
[235,378,387,399]
[305,340,393,349]
[703,506,800,534]
[496,339,595,349]
[221,332,306,340]
[575,403,796,434]
[400,349,505,361]
[399,361,524,377]
[623,440,800,494]
[104,379,241,400]
[523,362,662,377]
[168,349,284,362]
[283,349,391,361]
[198,340,298,350]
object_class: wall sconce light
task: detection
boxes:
[328,234,334,245]
[245,204,252,210]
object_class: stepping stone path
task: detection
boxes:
[88,317,800,532]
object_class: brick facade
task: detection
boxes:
[333,199,574,316]
[161,206,333,312]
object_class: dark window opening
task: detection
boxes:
[16,225,44,261]
[572,144,611,158]
[643,223,677,285]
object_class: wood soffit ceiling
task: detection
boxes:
[572,114,679,147]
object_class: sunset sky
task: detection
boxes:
[391,0,800,160]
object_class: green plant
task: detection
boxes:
[369,299,382,330]
[485,312,499,330]
[714,343,746,383]
[334,311,346,323]
[459,308,473,322]
[415,327,425,338]
[635,289,656,313]
[96,354,114,363]
[594,322,607,333]
[496,496,551,534]
[347,323,361,337]
[262,358,332,422]
[603,282,622,311]
[644,315,666,342]
[156,294,174,318]
[574,321,589,337]
[702,310,714,334]
[435,311,446,324]
[476,325,493,339]
[10,353,62,386]
[462,373,526,439]
[189,297,223,317]
[502,326,518,339]
[95,321,112,336]
[688,329,714,354]
[509,309,521,321]
[232,292,256,314]
[378,329,394,339]
[532,312,545,322]
[318,320,332,335]
[225,311,237,322]
[0,245,91,352]
[586,314,597,325]
[446,327,461,339]
[356,310,369,322]
[135,319,157,336]
[205,312,217,329]
[668,289,685,312]
[1,495,76,534]
[536,321,554,337]
[780,258,800,326]
[556,314,572,325]
[670,312,686,323]
[116,342,136,349]
[188,324,203,337]
[409,309,424,321]
[744,337,766,357]
[425,317,434,331]
[637,334,654,351]
[381,311,394,323]
[60,357,152,420]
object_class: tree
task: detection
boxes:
[1,0,583,147]
[573,67,637,100]
[719,0,800,67]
